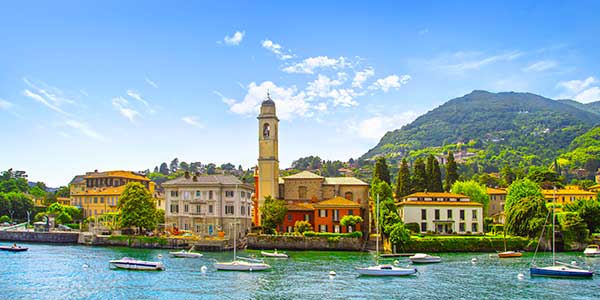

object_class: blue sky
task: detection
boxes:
[1,1,600,187]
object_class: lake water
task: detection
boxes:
[2,243,600,299]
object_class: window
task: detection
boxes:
[241,205,245,215]
[472,223,478,232]
[209,191,213,200]
[184,223,189,230]
[334,225,340,233]
[287,214,292,221]
[304,214,310,221]
[332,210,340,221]
[209,205,214,214]
[344,192,353,201]
[196,205,201,214]
[319,225,327,232]
[195,224,201,232]
[183,191,191,200]
[241,191,246,198]
[298,186,307,199]
[459,222,466,232]
[184,204,189,213]
[421,222,427,232]
[248,206,251,216]
[447,209,453,219]
[421,209,427,220]
[263,123,270,138]
[94,197,98,204]
[170,204,179,213]
[225,205,234,215]
[434,209,440,220]
[225,191,234,197]
[287,226,293,233]
[100,197,104,203]
[319,209,327,217]
[472,210,477,220]
[196,191,201,197]
[170,191,179,197]
[460,210,465,221]
[348,226,353,233]
[348,210,353,215]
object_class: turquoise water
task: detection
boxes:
[2,243,600,299]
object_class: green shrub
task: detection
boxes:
[0,215,10,223]
[327,236,340,243]
[302,231,362,238]
[404,223,420,233]
[65,223,80,230]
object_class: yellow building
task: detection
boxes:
[69,170,155,217]
[541,185,596,205]
[256,95,279,225]
[590,184,600,193]
[486,187,507,224]
[57,197,70,206]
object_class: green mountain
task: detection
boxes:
[559,125,600,171]
[557,99,600,116]
[360,90,600,172]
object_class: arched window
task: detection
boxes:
[298,186,307,199]
[345,191,353,201]
[263,123,270,138]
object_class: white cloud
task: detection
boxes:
[223,31,245,46]
[306,74,344,98]
[314,102,328,112]
[23,78,75,105]
[64,119,105,141]
[556,77,600,103]
[370,74,411,92]
[223,81,310,120]
[349,111,419,140]
[145,77,159,88]
[181,116,205,128]
[352,67,375,88]
[126,90,149,106]
[435,51,523,74]
[328,88,359,107]
[282,56,349,74]
[523,60,557,72]
[213,91,237,105]
[23,89,69,115]
[261,39,293,60]
[0,99,13,110]
[112,97,139,122]
[80,89,89,97]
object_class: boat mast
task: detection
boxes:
[552,187,556,266]
[376,194,379,263]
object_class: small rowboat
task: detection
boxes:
[109,257,165,271]
[409,253,441,264]
[0,246,28,252]
[498,251,522,258]
[169,250,203,258]
[583,245,600,257]
[261,250,288,258]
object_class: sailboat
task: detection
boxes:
[498,231,522,258]
[530,188,593,278]
[356,195,417,276]
[214,218,271,271]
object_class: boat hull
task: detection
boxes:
[261,251,288,258]
[110,260,164,271]
[169,251,203,258]
[356,266,417,276]
[530,267,593,278]
[0,246,28,252]
[214,261,271,271]
[498,251,522,258]
[409,258,441,264]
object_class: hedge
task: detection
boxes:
[302,231,363,238]
[399,236,533,252]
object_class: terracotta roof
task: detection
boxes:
[324,177,368,186]
[403,192,469,199]
[397,201,483,207]
[286,202,315,211]
[314,196,361,208]
[283,171,324,179]
[589,184,600,191]
[486,187,507,195]
[163,175,251,189]
[75,186,126,196]
[84,170,149,181]
[541,189,596,196]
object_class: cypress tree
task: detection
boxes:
[431,159,443,192]
[444,151,458,191]
[395,158,412,199]
[425,155,435,191]
[373,157,391,184]
[412,157,427,193]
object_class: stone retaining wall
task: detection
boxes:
[247,235,364,251]
[0,230,79,244]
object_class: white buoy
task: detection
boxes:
[82,263,89,269]
[157,254,163,259]
[517,273,525,280]
[329,271,336,276]
[200,265,207,273]
[471,258,477,263]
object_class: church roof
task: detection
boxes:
[262,93,275,106]
[324,177,368,186]
[314,196,361,208]
[283,171,323,179]
[163,175,251,188]
[486,187,506,195]
[286,202,315,211]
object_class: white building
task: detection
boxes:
[397,192,484,234]
[163,173,254,239]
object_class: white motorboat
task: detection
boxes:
[109,257,165,271]
[356,264,417,276]
[583,245,600,257]
[356,195,418,277]
[169,250,203,258]
[409,253,442,264]
[214,260,271,271]
[261,250,289,258]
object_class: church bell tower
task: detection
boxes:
[257,93,279,225]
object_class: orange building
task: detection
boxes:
[313,197,361,233]
[280,203,314,232]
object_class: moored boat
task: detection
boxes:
[261,250,288,258]
[0,245,28,252]
[214,260,271,271]
[409,253,441,263]
[356,265,417,276]
[169,250,203,258]
[498,251,522,258]
[583,245,600,257]
[109,257,165,271]
[236,256,265,263]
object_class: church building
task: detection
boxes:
[255,95,370,234]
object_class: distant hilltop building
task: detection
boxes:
[69,170,155,217]
[255,95,370,233]
[541,185,596,205]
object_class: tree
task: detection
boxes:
[260,195,287,234]
[444,151,458,191]
[0,215,10,223]
[340,215,363,229]
[29,185,46,199]
[0,192,34,221]
[388,223,411,248]
[55,186,70,198]
[294,220,312,233]
[206,163,217,175]
[505,195,548,237]
[371,179,400,236]
[564,198,600,234]
[395,158,412,199]
[451,180,489,214]
[159,163,169,175]
[526,166,563,189]
[153,166,159,173]
[118,182,158,233]
[501,165,516,186]
[373,157,391,184]
[558,212,589,243]
[412,157,427,193]
[430,157,443,192]
[504,179,543,214]
[169,158,180,173]
[179,161,190,171]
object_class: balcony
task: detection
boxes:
[190,212,206,216]
[190,199,207,204]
